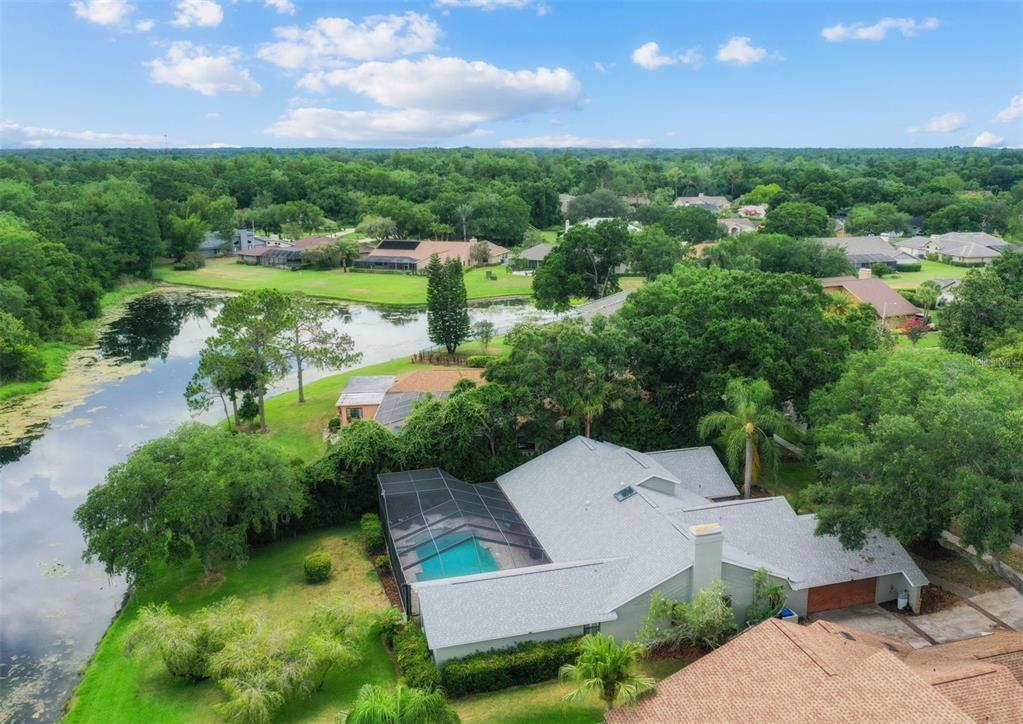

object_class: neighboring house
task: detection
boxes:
[897,232,1011,265]
[623,194,651,207]
[719,217,759,236]
[336,369,484,430]
[819,275,920,326]
[196,228,270,258]
[672,193,730,213]
[517,243,554,270]
[196,233,232,258]
[932,277,962,305]
[608,620,1023,723]
[576,217,643,233]
[818,235,919,270]
[558,193,575,216]
[379,437,925,664]
[354,240,510,273]
[236,235,334,268]
[736,204,767,219]
[833,216,847,235]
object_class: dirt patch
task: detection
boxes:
[910,546,1007,594]
[375,566,403,610]
[644,643,705,665]
[881,584,959,615]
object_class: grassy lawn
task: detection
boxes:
[881,260,969,290]
[65,525,396,724]
[154,259,534,305]
[910,550,1007,594]
[455,656,686,724]
[761,462,818,510]
[0,281,154,402]
[896,331,942,349]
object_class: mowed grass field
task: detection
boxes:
[880,260,969,290]
[154,259,534,305]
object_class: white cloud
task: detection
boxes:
[258,12,440,70]
[821,17,939,42]
[135,18,153,31]
[715,36,777,65]
[535,3,550,16]
[70,0,134,26]
[171,0,223,28]
[147,42,261,96]
[631,42,702,70]
[183,142,242,148]
[972,131,1005,148]
[1,120,164,148]
[264,0,295,14]
[267,55,580,144]
[467,128,495,137]
[435,0,533,9]
[996,95,1023,123]
[907,112,967,133]
[499,135,652,148]
[204,112,221,119]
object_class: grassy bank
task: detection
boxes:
[881,260,968,290]
[0,281,154,403]
[64,526,397,724]
[154,259,534,305]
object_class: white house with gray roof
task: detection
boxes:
[378,437,926,663]
[897,232,1011,265]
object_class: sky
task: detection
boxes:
[1,0,1021,149]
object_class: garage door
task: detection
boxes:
[807,578,876,613]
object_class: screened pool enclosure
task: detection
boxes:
[378,469,549,613]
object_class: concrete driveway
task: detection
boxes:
[810,586,1023,647]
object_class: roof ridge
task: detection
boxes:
[769,619,842,676]
[682,496,786,512]
[412,556,627,589]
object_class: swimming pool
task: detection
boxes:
[416,535,499,581]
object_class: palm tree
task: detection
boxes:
[560,634,655,710]
[338,683,460,724]
[697,378,797,499]
[454,204,473,242]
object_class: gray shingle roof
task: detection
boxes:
[335,375,395,406]
[375,391,450,428]
[519,243,554,262]
[673,497,927,589]
[644,448,740,499]
[818,236,919,266]
[415,559,625,649]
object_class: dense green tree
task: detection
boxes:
[467,193,530,243]
[617,265,881,436]
[740,183,783,206]
[532,219,630,309]
[356,216,398,242]
[0,310,44,383]
[74,424,306,583]
[705,233,852,277]
[518,179,562,228]
[698,378,797,499]
[806,350,1023,553]
[800,182,849,214]
[845,203,911,235]
[924,198,1012,234]
[426,256,470,354]
[941,254,1023,355]
[762,201,832,238]
[184,341,257,429]
[566,189,630,222]
[166,213,208,260]
[279,295,361,403]
[659,206,721,243]
[629,225,682,280]
[210,289,294,432]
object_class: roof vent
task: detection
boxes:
[614,486,637,502]
[884,642,898,652]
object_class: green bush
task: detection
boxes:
[372,607,405,648]
[465,355,490,368]
[393,620,441,690]
[303,550,332,583]
[374,554,391,573]
[172,251,206,271]
[896,262,922,273]
[327,416,341,432]
[439,637,583,698]
[361,513,384,554]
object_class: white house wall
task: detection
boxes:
[721,563,806,621]
[875,572,921,612]
[432,624,583,665]
[601,568,693,641]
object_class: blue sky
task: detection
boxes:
[1,0,1020,149]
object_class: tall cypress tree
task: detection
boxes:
[427,255,470,354]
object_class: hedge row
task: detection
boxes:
[393,620,441,690]
[439,637,583,698]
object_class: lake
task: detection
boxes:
[0,289,553,723]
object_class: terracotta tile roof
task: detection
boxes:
[387,368,484,393]
[819,275,920,318]
[607,621,1023,723]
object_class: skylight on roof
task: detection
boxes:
[614,486,637,502]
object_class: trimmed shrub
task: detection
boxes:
[372,607,405,648]
[374,554,391,573]
[361,513,385,554]
[393,620,441,690]
[896,262,922,273]
[172,251,206,271]
[327,416,341,432]
[439,637,583,698]
[465,355,490,368]
[303,550,332,583]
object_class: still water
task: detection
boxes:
[0,290,552,723]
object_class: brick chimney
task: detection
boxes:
[689,523,723,592]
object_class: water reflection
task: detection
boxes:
[0,290,554,723]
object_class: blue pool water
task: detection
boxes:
[416,535,499,581]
